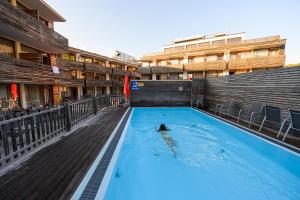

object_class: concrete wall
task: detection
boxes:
[131,80,192,107]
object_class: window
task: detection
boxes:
[212,40,226,46]
[255,49,268,57]
[227,37,242,43]
[142,62,150,67]
[69,55,76,61]
[186,44,196,49]
[164,47,173,52]
[194,56,205,63]
[170,59,179,64]
[174,46,184,51]
[217,54,224,60]
[198,42,210,47]
[178,74,183,80]
[230,53,237,59]
[241,51,251,59]
[206,55,218,62]
[188,58,194,64]
[269,49,277,56]
[85,58,93,63]
[0,36,14,57]
[71,70,77,79]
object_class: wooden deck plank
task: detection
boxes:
[0,108,126,200]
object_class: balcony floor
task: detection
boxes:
[0,108,126,200]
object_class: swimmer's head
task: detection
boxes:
[158,123,168,132]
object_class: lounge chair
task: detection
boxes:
[191,95,204,109]
[259,106,285,134]
[237,102,264,127]
[279,110,300,141]
[215,98,232,117]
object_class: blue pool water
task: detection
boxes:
[103,108,300,200]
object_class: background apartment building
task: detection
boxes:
[140,32,286,80]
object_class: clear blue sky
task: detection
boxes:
[47,0,300,64]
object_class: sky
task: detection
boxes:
[47,0,300,64]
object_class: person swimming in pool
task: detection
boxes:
[156,124,176,157]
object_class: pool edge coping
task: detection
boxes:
[94,108,134,199]
[71,107,132,200]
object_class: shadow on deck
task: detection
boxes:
[0,108,127,200]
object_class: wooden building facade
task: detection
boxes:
[140,32,286,79]
[0,0,140,110]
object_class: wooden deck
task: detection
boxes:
[0,108,126,200]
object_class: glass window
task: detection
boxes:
[170,59,178,64]
[206,55,218,61]
[194,57,204,63]
[255,49,268,57]
[241,51,251,58]
[269,50,277,56]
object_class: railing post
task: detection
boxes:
[106,95,110,107]
[92,97,97,115]
[64,102,72,131]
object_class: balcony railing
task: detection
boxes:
[84,63,112,74]
[228,55,285,70]
[0,1,68,52]
[184,60,227,71]
[85,79,113,87]
[0,55,83,85]
[57,58,84,71]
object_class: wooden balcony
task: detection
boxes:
[164,64,184,69]
[0,1,68,53]
[57,59,141,79]
[85,79,113,87]
[184,60,227,71]
[112,80,124,86]
[112,68,128,76]
[57,58,84,71]
[84,63,111,74]
[228,55,285,70]
[0,55,83,86]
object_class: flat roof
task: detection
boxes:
[19,0,66,22]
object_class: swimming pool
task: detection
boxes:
[90,108,300,199]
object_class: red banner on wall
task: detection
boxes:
[11,83,18,99]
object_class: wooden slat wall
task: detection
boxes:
[192,66,300,119]
[131,80,192,107]
[0,1,68,52]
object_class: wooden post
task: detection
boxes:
[10,0,17,6]
[64,103,72,131]
[19,83,27,108]
[92,96,97,115]
[14,41,21,59]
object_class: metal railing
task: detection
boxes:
[0,95,125,168]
